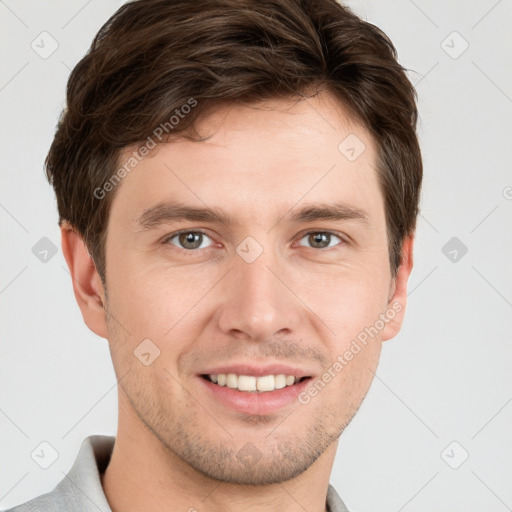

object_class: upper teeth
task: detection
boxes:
[209,374,298,392]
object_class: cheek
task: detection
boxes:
[300,261,391,343]
[106,256,218,346]
[333,341,381,409]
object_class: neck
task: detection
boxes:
[101,401,337,512]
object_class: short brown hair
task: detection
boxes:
[46,0,422,282]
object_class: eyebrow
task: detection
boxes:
[136,201,233,230]
[287,203,369,224]
[135,200,369,231]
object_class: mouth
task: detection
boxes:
[196,363,317,415]
[200,373,312,393]
[198,372,314,415]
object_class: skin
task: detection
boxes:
[62,90,414,512]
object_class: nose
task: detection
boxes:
[216,249,302,342]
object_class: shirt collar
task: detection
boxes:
[52,434,114,512]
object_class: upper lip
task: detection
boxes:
[199,363,314,378]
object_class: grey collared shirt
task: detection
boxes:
[6,435,350,512]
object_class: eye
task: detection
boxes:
[164,231,214,251]
[297,231,343,249]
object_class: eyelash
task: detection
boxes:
[162,229,346,253]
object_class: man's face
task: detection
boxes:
[101,91,404,485]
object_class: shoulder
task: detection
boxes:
[4,435,114,512]
[3,487,75,512]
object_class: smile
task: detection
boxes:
[202,373,310,393]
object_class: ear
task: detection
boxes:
[382,235,414,341]
[61,222,108,339]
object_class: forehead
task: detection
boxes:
[109,91,383,229]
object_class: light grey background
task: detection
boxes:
[1,1,511,511]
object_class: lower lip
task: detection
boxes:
[198,376,312,415]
